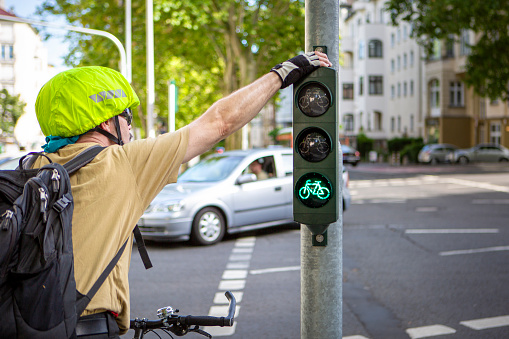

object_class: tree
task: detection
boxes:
[0,89,26,137]
[386,0,509,101]
[38,0,305,149]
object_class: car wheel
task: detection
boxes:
[430,157,438,165]
[458,156,469,165]
[499,158,509,163]
[191,207,225,246]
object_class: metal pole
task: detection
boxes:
[0,15,127,78]
[168,80,176,133]
[125,0,132,83]
[301,1,342,338]
[146,0,156,138]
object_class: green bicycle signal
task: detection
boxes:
[295,172,333,208]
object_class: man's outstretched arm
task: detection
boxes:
[183,51,332,163]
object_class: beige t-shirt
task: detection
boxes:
[33,127,189,334]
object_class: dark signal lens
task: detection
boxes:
[297,82,331,117]
[296,127,331,162]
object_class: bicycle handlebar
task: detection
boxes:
[130,291,236,338]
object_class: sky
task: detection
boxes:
[4,0,71,73]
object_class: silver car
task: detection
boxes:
[138,147,351,245]
[448,143,509,164]
[418,144,458,164]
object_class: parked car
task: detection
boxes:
[138,148,351,245]
[447,143,509,164]
[341,144,361,166]
[417,144,458,164]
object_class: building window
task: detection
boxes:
[368,39,383,58]
[404,82,407,96]
[397,83,401,97]
[359,40,365,59]
[1,44,14,60]
[391,85,395,99]
[445,36,454,58]
[391,33,395,47]
[391,59,395,73]
[391,117,395,132]
[403,53,407,68]
[397,55,401,70]
[430,39,441,60]
[359,76,364,95]
[374,111,382,131]
[397,116,401,132]
[344,114,354,131]
[380,9,385,23]
[369,76,383,95]
[449,81,464,107]
[343,83,354,100]
[410,50,414,66]
[410,80,414,96]
[490,123,501,144]
[403,25,408,40]
[397,28,401,43]
[460,29,471,55]
[410,115,414,132]
[430,79,440,108]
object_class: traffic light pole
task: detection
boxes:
[301,1,342,338]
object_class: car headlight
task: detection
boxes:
[146,201,184,213]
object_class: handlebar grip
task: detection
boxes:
[182,291,236,327]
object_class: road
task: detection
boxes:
[126,163,509,339]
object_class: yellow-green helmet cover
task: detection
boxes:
[36,66,140,137]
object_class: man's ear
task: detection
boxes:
[99,118,114,132]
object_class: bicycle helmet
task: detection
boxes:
[36,66,140,145]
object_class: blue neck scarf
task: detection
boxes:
[42,135,80,153]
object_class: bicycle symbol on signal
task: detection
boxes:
[298,180,331,200]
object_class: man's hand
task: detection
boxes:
[270,51,332,89]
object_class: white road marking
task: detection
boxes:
[222,270,248,280]
[406,229,499,234]
[343,336,370,339]
[250,266,301,275]
[440,245,509,256]
[472,199,509,204]
[442,178,509,193]
[415,207,438,212]
[406,324,456,338]
[460,315,509,330]
[208,237,256,337]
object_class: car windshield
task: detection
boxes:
[178,155,244,182]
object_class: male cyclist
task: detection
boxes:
[33,52,331,338]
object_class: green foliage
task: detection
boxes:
[38,0,305,139]
[356,132,373,160]
[385,0,509,100]
[0,89,26,137]
[388,137,424,163]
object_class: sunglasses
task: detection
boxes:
[119,108,133,126]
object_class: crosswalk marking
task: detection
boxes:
[460,315,509,330]
[406,324,456,338]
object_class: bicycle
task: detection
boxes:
[129,291,236,339]
[298,179,331,200]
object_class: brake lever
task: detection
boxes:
[189,326,212,338]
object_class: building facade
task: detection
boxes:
[340,0,509,151]
[340,0,425,151]
[0,5,52,149]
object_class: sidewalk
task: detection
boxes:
[345,161,509,176]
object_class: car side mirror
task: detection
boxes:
[236,173,257,185]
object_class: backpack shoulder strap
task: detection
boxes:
[64,145,106,175]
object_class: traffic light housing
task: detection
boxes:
[293,66,339,235]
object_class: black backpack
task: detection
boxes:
[0,146,151,338]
